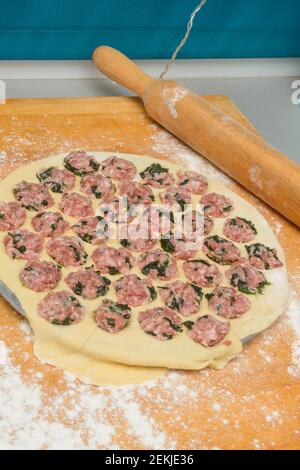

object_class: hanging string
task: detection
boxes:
[159,0,207,80]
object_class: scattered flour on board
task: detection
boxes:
[258,349,273,364]
[0,117,299,449]
[286,295,300,377]
[19,319,34,340]
[0,339,179,450]
[150,127,232,185]
[0,151,7,166]
[0,340,8,365]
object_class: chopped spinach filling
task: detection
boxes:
[179,178,190,186]
[91,185,102,198]
[64,155,99,176]
[120,239,130,248]
[49,182,63,193]
[37,167,54,182]
[182,320,194,330]
[160,237,175,253]
[8,232,27,254]
[230,217,257,234]
[69,244,86,262]
[108,266,120,275]
[107,301,131,316]
[230,272,270,295]
[190,283,203,299]
[52,317,73,326]
[74,281,85,295]
[205,292,214,301]
[141,258,169,277]
[36,168,63,193]
[163,317,183,333]
[140,163,169,182]
[148,286,157,300]
[106,318,116,327]
[175,197,186,212]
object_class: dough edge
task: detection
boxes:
[0,151,289,385]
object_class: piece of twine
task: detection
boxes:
[159,0,207,80]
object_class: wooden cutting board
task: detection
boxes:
[0,95,299,450]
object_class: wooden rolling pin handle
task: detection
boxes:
[93,46,153,97]
[93,46,300,228]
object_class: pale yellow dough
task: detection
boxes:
[0,152,289,385]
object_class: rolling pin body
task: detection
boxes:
[93,46,300,227]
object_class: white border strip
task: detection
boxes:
[0,58,299,80]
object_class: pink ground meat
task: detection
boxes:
[92,245,134,275]
[94,300,131,333]
[37,290,85,325]
[182,210,213,240]
[13,181,54,211]
[225,261,269,294]
[223,217,257,243]
[120,223,157,252]
[119,180,154,206]
[47,236,87,267]
[200,192,234,217]
[98,195,136,224]
[100,156,136,180]
[203,235,241,265]
[136,206,174,237]
[36,167,75,193]
[137,249,178,280]
[246,243,283,270]
[60,192,93,218]
[203,216,214,236]
[64,150,99,176]
[185,314,229,347]
[0,202,26,231]
[177,170,208,194]
[65,266,110,299]
[159,280,203,316]
[140,163,175,188]
[20,260,61,292]
[138,307,182,340]
[72,216,108,244]
[159,185,191,212]
[80,173,116,200]
[206,286,251,319]
[31,211,69,237]
[160,233,198,260]
[113,274,156,307]
[4,229,44,260]
[183,259,222,288]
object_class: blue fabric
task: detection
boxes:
[0,0,299,59]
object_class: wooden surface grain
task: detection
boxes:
[0,95,299,450]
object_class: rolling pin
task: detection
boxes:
[93,46,300,228]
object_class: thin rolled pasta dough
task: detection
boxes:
[0,152,289,385]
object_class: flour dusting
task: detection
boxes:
[0,151,7,166]
[249,165,263,190]
[0,341,8,365]
[162,86,188,118]
[0,342,178,450]
[0,113,299,450]
[286,296,300,377]
[150,127,232,185]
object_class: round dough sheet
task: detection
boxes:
[0,152,289,385]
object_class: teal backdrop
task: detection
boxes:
[0,0,299,59]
